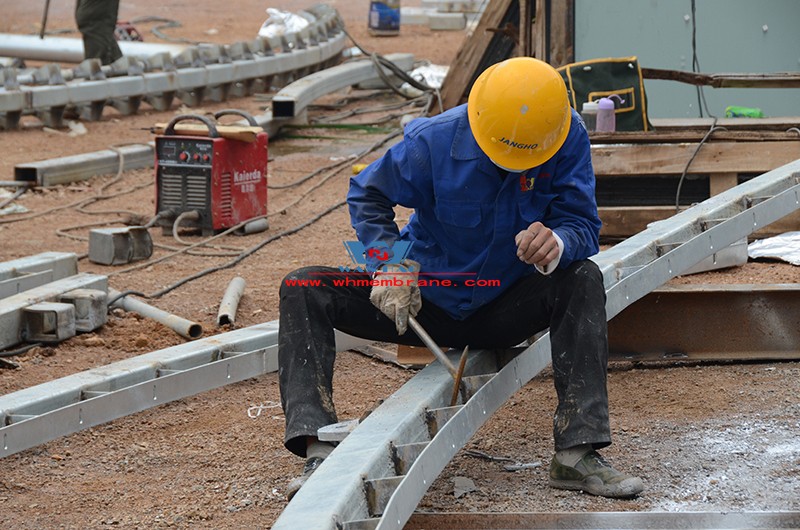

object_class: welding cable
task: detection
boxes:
[310,95,429,125]
[0,186,28,210]
[106,290,149,306]
[128,15,204,45]
[268,128,402,208]
[675,119,727,213]
[0,343,42,358]
[171,210,242,255]
[146,199,347,298]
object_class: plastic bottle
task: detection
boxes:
[595,97,616,133]
[581,100,598,132]
[368,1,401,36]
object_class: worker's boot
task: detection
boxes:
[285,456,325,501]
[549,450,644,498]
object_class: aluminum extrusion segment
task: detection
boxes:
[271,349,501,529]
[15,143,154,186]
[271,53,415,118]
[376,338,552,530]
[404,511,800,529]
[0,321,370,458]
[0,273,107,350]
[0,7,347,123]
[594,159,800,320]
[0,252,78,299]
[0,34,187,63]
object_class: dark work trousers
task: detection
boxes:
[278,260,611,457]
[75,0,122,65]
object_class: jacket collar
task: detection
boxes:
[450,105,503,178]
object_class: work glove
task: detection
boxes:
[369,259,422,335]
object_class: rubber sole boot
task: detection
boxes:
[286,456,324,501]
[549,450,644,498]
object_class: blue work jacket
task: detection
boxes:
[348,104,601,320]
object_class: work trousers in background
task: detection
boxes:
[278,260,611,457]
[75,0,122,65]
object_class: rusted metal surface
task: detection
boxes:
[609,284,800,361]
[404,511,800,529]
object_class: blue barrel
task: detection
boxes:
[368,1,400,36]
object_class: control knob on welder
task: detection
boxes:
[192,153,201,162]
[179,151,189,162]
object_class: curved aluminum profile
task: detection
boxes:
[0,5,346,127]
[273,159,800,530]
[271,53,415,118]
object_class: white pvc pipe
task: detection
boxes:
[0,33,187,63]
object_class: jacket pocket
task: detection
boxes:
[433,200,486,254]
[518,192,557,225]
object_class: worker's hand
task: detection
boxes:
[515,222,559,268]
[370,259,422,335]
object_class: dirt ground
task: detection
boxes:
[1,1,799,529]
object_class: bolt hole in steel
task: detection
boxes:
[227,364,231,379]
[79,408,83,425]
[153,385,158,401]
[4,433,7,451]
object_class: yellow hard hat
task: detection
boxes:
[467,57,572,171]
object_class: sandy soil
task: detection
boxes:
[1,1,799,529]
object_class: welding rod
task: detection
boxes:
[407,315,458,377]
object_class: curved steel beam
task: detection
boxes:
[272,159,800,530]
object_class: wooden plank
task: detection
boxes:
[599,206,800,239]
[547,0,574,66]
[397,344,436,366]
[151,123,263,142]
[590,129,800,143]
[650,117,800,131]
[708,172,739,196]
[591,141,800,176]
[642,67,800,89]
[609,284,800,362]
[438,0,517,111]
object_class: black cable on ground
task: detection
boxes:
[128,16,204,45]
[146,199,346,298]
[0,343,42,358]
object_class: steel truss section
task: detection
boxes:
[0,5,346,130]
[0,321,368,459]
[272,159,800,530]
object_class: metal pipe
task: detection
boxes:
[407,315,458,377]
[0,34,187,63]
[217,277,246,327]
[108,288,202,339]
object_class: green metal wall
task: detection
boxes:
[574,0,800,118]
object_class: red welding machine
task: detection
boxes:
[155,111,268,235]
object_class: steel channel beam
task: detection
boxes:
[404,511,800,529]
[272,53,415,118]
[0,321,369,458]
[0,252,78,299]
[609,283,800,361]
[272,159,800,530]
[0,34,187,63]
[0,273,107,350]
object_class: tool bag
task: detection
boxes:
[557,56,654,132]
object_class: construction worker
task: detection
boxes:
[75,0,122,65]
[278,57,644,500]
